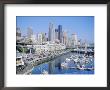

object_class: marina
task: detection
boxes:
[32,51,94,74]
[16,47,94,74]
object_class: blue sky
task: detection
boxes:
[16,16,94,43]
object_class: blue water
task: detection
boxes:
[32,52,94,74]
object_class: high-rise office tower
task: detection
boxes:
[37,33,42,45]
[58,25,63,43]
[41,32,47,43]
[44,33,47,42]
[71,33,78,47]
[63,31,68,45]
[48,22,55,42]
[27,27,33,39]
[55,29,59,40]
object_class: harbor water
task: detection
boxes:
[32,52,94,74]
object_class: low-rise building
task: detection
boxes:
[33,42,66,53]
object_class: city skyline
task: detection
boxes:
[16,16,94,43]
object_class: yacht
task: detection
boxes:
[42,70,48,74]
[65,58,71,62]
[16,52,24,67]
[61,62,68,69]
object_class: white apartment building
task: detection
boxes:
[37,33,43,44]
[34,42,66,53]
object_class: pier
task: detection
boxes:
[66,67,94,71]
[71,48,94,56]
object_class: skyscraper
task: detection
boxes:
[37,33,42,45]
[16,27,21,41]
[44,33,47,42]
[48,23,55,42]
[55,29,59,40]
[63,31,68,46]
[41,32,47,43]
[67,37,72,48]
[71,33,78,47]
[27,27,33,39]
[58,25,63,43]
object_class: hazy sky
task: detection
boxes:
[16,16,94,43]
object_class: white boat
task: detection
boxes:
[74,58,79,63]
[80,65,85,70]
[65,58,71,62]
[89,55,93,58]
[72,55,79,63]
[42,70,48,74]
[70,55,74,58]
[77,64,85,70]
[16,56,24,66]
[61,62,68,69]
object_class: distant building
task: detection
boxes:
[31,34,37,44]
[42,32,47,43]
[16,27,21,41]
[34,42,66,53]
[55,29,59,40]
[44,33,47,42]
[66,37,72,48]
[37,33,42,45]
[58,25,63,43]
[77,39,81,47]
[16,27,21,37]
[27,27,33,39]
[63,31,68,46]
[48,23,55,42]
[71,33,78,48]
